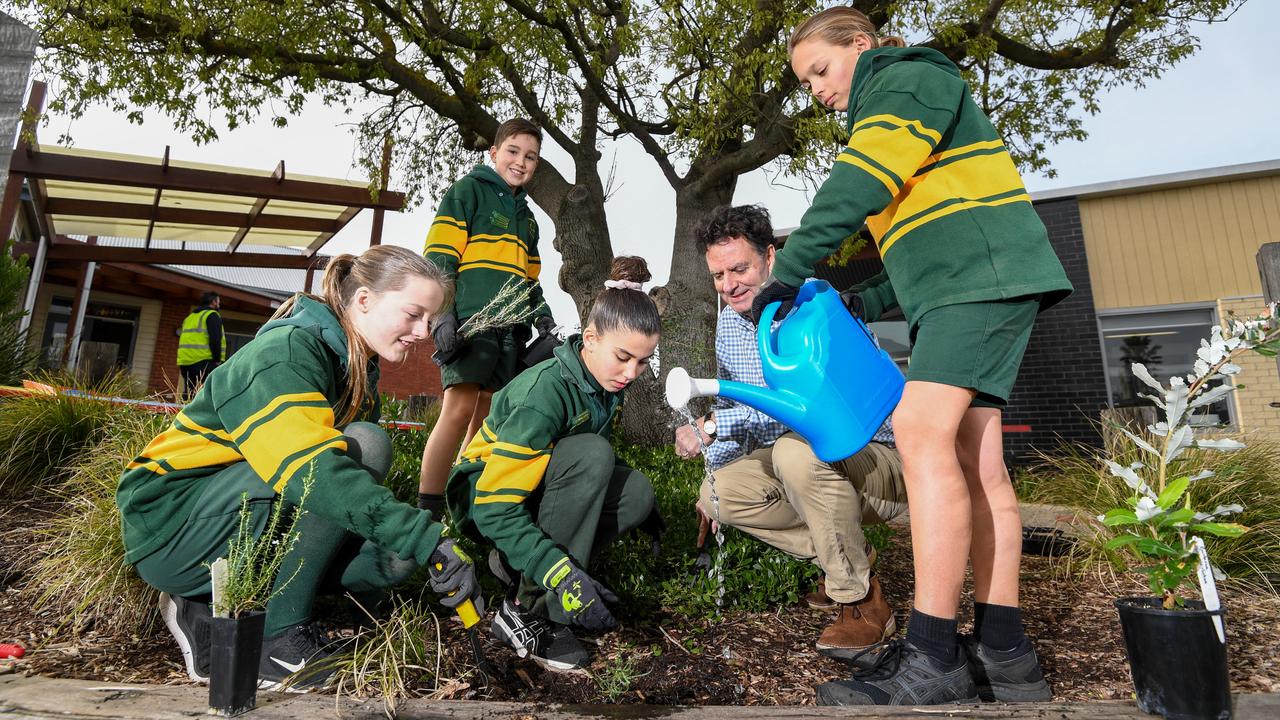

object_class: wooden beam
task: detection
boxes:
[0,81,44,240]
[45,243,323,268]
[304,205,362,257]
[369,136,393,247]
[111,261,285,309]
[143,146,169,249]
[9,149,405,209]
[228,160,283,254]
[43,197,343,233]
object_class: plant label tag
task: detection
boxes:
[1190,536,1225,643]
[210,558,229,618]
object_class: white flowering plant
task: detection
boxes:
[1098,310,1280,609]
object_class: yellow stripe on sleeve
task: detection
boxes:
[229,392,330,440]
[836,154,898,197]
[272,437,348,493]
[851,114,943,144]
[879,192,1031,256]
[237,403,344,486]
[475,453,551,498]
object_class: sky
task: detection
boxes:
[26,1,1280,328]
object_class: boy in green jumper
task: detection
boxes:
[752,7,1073,707]
[447,257,663,672]
[419,118,555,519]
[118,247,480,691]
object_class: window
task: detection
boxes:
[221,318,263,359]
[868,320,910,372]
[1098,307,1232,427]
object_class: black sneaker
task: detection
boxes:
[258,623,337,692]
[962,634,1051,702]
[491,599,588,671]
[159,592,211,683]
[815,639,980,706]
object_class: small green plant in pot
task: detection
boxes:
[1097,312,1280,720]
[207,471,312,717]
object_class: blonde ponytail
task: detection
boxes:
[789,7,905,53]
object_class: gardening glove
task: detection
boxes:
[750,278,799,324]
[534,314,556,336]
[838,288,866,319]
[635,504,667,557]
[430,311,461,366]
[544,557,618,632]
[428,539,481,612]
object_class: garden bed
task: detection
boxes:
[3,497,1278,705]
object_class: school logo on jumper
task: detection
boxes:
[489,210,511,230]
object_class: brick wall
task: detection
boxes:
[378,340,444,402]
[147,299,191,399]
[1002,198,1110,462]
[1217,296,1280,439]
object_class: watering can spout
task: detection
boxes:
[714,381,808,430]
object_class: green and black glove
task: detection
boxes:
[430,311,461,366]
[544,557,617,632]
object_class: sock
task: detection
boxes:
[906,608,960,668]
[417,492,446,518]
[973,601,1027,652]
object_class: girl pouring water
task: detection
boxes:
[752,7,1072,706]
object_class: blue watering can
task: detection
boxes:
[666,279,904,462]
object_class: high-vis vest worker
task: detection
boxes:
[177,308,226,366]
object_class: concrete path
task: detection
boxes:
[2,674,1277,720]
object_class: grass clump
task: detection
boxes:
[326,597,462,718]
[592,651,649,703]
[0,370,143,495]
[1019,421,1280,595]
[21,407,170,635]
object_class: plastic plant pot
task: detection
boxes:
[208,611,266,717]
[1115,597,1232,720]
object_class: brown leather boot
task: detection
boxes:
[814,575,896,661]
[805,577,837,610]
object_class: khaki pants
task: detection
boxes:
[699,433,906,603]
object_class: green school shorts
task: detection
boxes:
[906,296,1040,408]
[439,325,520,391]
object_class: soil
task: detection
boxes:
[2,502,1278,706]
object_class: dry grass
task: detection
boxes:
[19,408,170,635]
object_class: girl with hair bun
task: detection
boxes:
[117,245,480,692]
[446,255,663,672]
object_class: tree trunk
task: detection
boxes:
[618,175,736,446]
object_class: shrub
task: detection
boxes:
[1019,425,1280,595]
[22,407,170,634]
[595,444,821,619]
[0,240,39,385]
[0,370,141,495]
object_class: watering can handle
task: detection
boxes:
[758,301,801,374]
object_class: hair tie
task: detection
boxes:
[604,279,643,291]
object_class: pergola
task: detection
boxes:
[1,82,405,369]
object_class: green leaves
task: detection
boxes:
[1155,475,1189,510]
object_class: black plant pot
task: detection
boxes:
[208,610,265,717]
[1115,597,1232,720]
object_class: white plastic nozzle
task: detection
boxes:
[665,366,721,411]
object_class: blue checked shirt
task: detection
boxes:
[706,302,895,470]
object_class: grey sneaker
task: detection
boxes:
[159,593,211,683]
[491,599,588,671]
[962,635,1051,702]
[815,639,980,706]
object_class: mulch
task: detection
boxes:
[2,504,1278,705]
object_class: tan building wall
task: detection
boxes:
[28,282,162,387]
[1080,174,1280,310]
[1216,295,1280,436]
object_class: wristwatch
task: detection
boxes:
[701,413,717,440]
